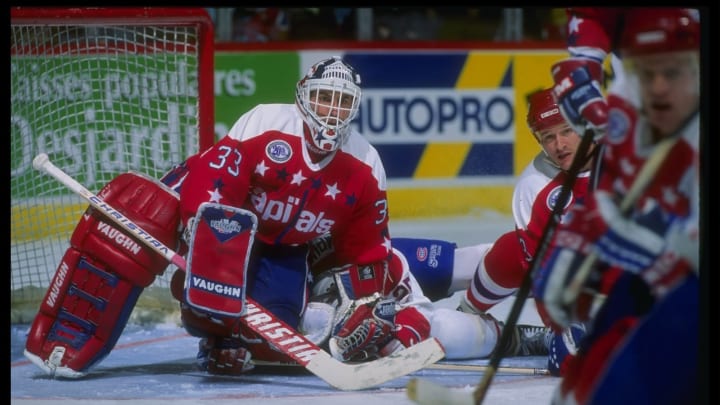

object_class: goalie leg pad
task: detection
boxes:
[172,270,241,338]
[24,172,181,378]
[24,248,143,378]
[184,203,257,318]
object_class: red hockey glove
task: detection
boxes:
[328,294,395,362]
[551,58,607,139]
[377,306,432,357]
[532,205,601,330]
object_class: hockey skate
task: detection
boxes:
[500,324,552,357]
[457,297,551,357]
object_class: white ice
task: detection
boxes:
[11,213,558,405]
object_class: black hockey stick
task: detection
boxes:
[408,127,597,405]
[253,359,550,375]
[466,127,596,404]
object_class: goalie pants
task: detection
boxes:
[247,241,311,329]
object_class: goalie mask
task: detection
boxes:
[295,56,362,154]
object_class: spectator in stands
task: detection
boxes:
[232,8,289,42]
[374,8,441,40]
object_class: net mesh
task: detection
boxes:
[11,9,212,324]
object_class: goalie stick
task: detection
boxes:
[32,153,445,391]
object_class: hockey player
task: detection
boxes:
[23,56,430,379]
[380,87,597,374]
[160,56,432,374]
[533,8,700,404]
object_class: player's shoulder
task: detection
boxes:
[341,130,382,163]
[518,153,558,183]
[229,103,301,141]
[244,103,297,121]
[339,130,386,186]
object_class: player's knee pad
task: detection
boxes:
[392,238,456,301]
[24,172,181,378]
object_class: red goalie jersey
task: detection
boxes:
[175,103,391,266]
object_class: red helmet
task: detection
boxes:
[620,8,700,57]
[526,88,565,135]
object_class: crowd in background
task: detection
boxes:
[208,7,568,43]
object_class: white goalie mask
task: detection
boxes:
[295,56,362,154]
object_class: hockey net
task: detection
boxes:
[11,7,215,324]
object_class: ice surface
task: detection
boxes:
[11,214,560,404]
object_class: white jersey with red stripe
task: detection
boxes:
[512,153,592,268]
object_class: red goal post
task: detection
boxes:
[11,7,215,323]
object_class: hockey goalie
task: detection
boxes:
[24,55,436,379]
[24,172,182,378]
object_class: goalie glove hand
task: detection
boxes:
[328,295,396,362]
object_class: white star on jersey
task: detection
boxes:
[325,182,340,200]
[255,161,269,176]
[291,170,307,186]
[383,236,392,253]
[208,188,223,203]
[568,16,583,35]
[662,186,678,206]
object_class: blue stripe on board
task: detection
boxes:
[500,60,514,87]
[373,143,513,178]
[460,143,514,176]
[344,53,469,88]
[373,144,425,178]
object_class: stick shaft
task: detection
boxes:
[427,363,549,375]
[254,360,550,375]
[32,153,188,270]
[473,128,597,404]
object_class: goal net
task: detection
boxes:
[11,7,215,324]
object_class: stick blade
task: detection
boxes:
[306,337,445,391]
[406,377,474,405]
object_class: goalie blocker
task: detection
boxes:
[24,172,181,378]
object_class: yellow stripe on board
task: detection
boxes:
[388,185,513,219]
[414,143,471,178]
[457,53,512,88]
[11,203,86,242]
